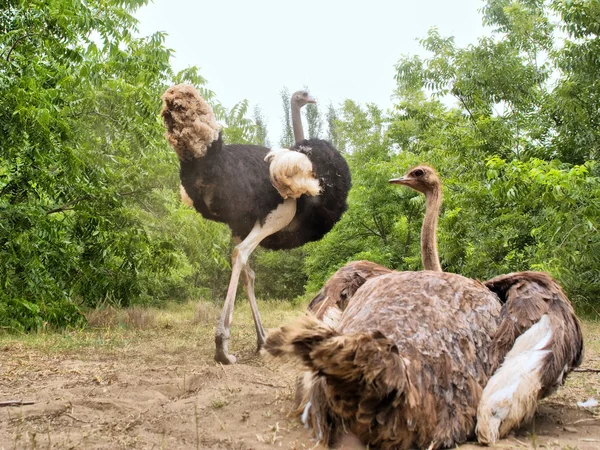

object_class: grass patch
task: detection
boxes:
[0,298,304,358]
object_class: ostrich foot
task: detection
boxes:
[215,350,237,365]
[215,334,236,365]
[255,328,267,353]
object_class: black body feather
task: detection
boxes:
[179,135,351,250]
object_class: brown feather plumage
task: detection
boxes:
[485,271,583,392]
[279,165,583,449]
[476,271,584,443]
[308,260,392,321]
[266,271,501,449]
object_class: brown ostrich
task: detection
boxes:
[266,165,583,449]
[161,85,351,364]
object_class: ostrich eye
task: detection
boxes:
[413,169,424,177]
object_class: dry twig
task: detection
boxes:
[0,400,34,408]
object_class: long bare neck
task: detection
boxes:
[291,101,304,143]
[422,186,442,272]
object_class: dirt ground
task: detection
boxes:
[1,301,599,449]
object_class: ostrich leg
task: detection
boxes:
[215,198,297,364]
[242,265,266,350]
[233,238,267,351]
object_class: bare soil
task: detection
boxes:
[1,302,599,449]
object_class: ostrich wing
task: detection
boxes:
[477,271,584,444]
[308,261,392,326]
[484,271,583,383]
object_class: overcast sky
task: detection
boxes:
[135,0,488,144]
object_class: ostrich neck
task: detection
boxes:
[422,187,442,272]
[291,102,304,143]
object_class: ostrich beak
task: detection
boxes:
[388,176,408,185]
[306,96,316,104]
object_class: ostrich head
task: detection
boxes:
[389,164,443,272]
[291,90,316,108]
[388,165,440,195]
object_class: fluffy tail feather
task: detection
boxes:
[264,315,410,424]
[264,148,321,199]
[476,315,553,444]
[161,84,220,160]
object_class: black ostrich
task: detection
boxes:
[161,85,351,364]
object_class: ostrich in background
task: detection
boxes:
[290,89,315,143]
[266,165,582,449]
[161,84,351,364]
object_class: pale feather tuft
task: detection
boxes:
[264,148,321,199]
[161,84,220,160]
[180,184,194,207]
[321,306,342,328]
[477,315,553,444]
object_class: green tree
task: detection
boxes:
[326,103,346,152]
[253,106,270,147]
[305,102,323,139]
[278,87,294,148]
[0,0,271,330]
[306,0,600,314]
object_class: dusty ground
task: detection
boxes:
[1,300,599,449]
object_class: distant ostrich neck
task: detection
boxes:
[422,186,442,272]
[291,98,305,143]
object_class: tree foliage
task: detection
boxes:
[2,0,599,331]
[278,87,294,148]
[0,0,267,330]
[305,0,600,315]
[305,102,323,139]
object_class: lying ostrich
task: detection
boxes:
[161,84,351,364]
[266,165,583,449]
[306,166,583,443]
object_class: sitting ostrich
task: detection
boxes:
[305,168,583,445]
[161,84,351,364]
[266,165,582,449]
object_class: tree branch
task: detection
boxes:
[452,92,485,139]
[373,214,388,245]
[4,33,37,62]
[359,221,382,240]
[46,195,91,215]
[45,190,145,215]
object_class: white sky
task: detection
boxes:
[135,0,489,144]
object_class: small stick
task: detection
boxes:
[248,380,287,389]
[0,400,35,407]
[570,418,600,425]
[218,362,229,379]
[64,413,90,423]
[574,368,600,373]
[211,411,225,430]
